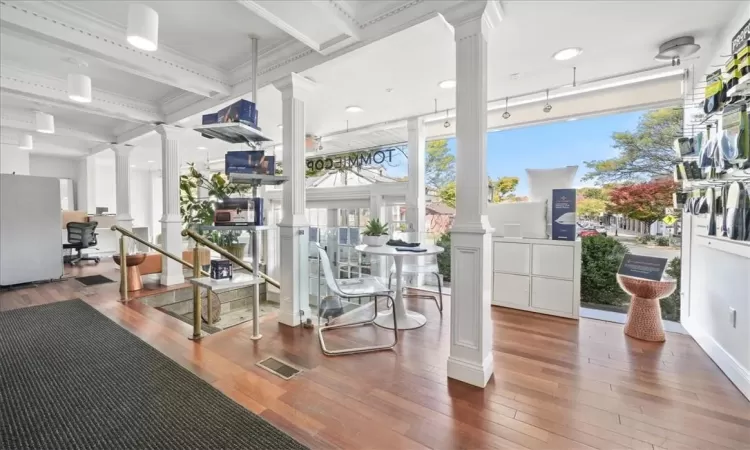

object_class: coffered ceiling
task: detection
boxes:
[0,0,745,169]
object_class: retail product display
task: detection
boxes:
[225,150,275,176]
[527,166,578,234]
[202,99,258,129]
[210,260,233,280]
[214,197,263,226]
[551,189,577,241]
[487,201,547,239]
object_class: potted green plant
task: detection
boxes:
[180,163,251,258]
[362,218,390,247]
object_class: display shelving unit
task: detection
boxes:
[193,121,288,340]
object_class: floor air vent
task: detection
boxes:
[256,357,303,380]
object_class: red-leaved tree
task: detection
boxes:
[608,179,677,235]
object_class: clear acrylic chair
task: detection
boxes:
[315,244,398,356]
[387,232,443,314]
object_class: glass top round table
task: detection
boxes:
[355,244,444,330]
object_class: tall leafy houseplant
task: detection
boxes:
[180,163,251,260]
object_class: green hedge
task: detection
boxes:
[661,257,681,321]
[580,235,630,306]
[436,233,451,282]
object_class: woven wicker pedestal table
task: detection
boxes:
[617,274,676,342]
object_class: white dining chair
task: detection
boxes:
[315,244,398,356]
[387,233,443,314]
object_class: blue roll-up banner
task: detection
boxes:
[551,189,577,241]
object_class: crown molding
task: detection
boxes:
[0,1,230,98]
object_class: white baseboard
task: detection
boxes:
[447,353,493,387]
[682,317,750,400]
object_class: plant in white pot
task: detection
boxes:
[362,218,390,247]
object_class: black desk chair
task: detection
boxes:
[64,221,100,265]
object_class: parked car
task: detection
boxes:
[578,229,600,237]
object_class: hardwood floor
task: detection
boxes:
[1,260,748,450]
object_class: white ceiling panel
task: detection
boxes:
[61,0,293,70]
[0,32,179,102]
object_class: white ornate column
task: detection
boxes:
[273,73,316,326]
[156,125,184,286]
[445,0,503,388]
[113,145,133,231]
[406,117,426,235]
[406,117,427,286]
[369,193,388,281]
[77,155,97,214]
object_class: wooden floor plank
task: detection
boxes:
[1,259,748,450]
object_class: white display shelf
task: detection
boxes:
[228,173,288,186]
[695,234,750,258]
[194,122,271,143]
[198,225,271,232]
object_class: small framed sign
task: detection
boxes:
[618,254,668,281]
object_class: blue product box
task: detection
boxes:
[210,259,233,280]
[253,197,263,226]
[551,189,577,241]
[217,99,257,127]
[225,151,275,175]
[201,113,218,125]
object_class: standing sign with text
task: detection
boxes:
[551,189,577,241]
[618,254,668,281]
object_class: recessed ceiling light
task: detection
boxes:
[127,4,159,51]
[567,117,578,122]
[147,160,154,163]
[438,79,456,89]
[197,146,206,150]
[130,164,136,168]
[509,73,521,80]
[345,105,363,113]
[277,124,283,129]
[552,47,582,61]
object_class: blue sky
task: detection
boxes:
[386,110,645,196]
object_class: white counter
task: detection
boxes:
[491,236,581,319]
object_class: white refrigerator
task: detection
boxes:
[0,174,63,285]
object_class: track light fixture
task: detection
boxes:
[443,109,450,128]
[543,89,552,113]
[502,97,511,119]
[572,66,577,87]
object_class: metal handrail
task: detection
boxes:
[181,229,281,289]
[110,225,209,278]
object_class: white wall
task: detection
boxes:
[682,216,750,399]
[0,145,30,175]
[29,154,78,181]
[681,2,750,401]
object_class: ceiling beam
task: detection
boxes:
[236,0,360,55]
[0,107,115,143]
[1,65,163,124]
[0,1,230,98]
[0,131,89,157]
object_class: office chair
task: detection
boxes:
[64,221,100,265]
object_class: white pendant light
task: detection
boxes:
[35,111,54,134]
[127,4,159,51]
[19,134,33,150]
[68,73,92,103]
